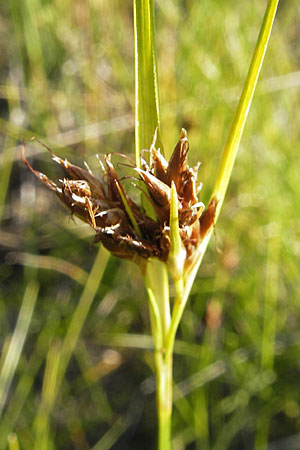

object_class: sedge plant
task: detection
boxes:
[21,0,279,448]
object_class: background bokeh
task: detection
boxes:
[1,1,300,449]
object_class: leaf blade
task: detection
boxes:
[133,0,162,167]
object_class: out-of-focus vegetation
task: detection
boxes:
[1,1,300,449]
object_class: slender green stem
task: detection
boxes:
[56,246,109,392]
[165,289,187,363]
[144,275,163,354]
[136,2,279,450]
[165,0,279,429]
[0,281,39,417]
[146,259,170,340]
[254,232,280,449]
[156,353,172,450]
[212,0,280,220]
[133,0,162,167]
[182,0,279,298]
[144,262,172,450]
[134,2,171,447]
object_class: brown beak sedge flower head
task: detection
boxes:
[21,130,217,273]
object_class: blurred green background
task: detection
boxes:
[1,1,300,449]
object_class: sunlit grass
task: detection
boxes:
[1,1,300,449]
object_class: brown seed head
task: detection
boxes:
[21,130,216,270]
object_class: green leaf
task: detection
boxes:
[211,0,280,220]
[183,0,280,300]
[133,0,162,167]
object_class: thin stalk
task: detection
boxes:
[254,232,280,449]
[0,281,39,417]
[56,246,109,391]
[212,0,279,220]
[166,0,279,391]
[134,1,171,448]
[145,262,172,450]
[33,339,60,450]
[165,288,188,363]
[144,274,164,353]
[156,353,172,450]
[133,0,162,167]
[184,0,279,295]
[146,259,170,340]
[136,2,279,449]
[145,295,172,450]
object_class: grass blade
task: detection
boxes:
[211,0,280,219]
[56,245,109,391]
[133,0,162,166]
[0,281,39,417]
[184,0,280,294]
[33,339,61,450]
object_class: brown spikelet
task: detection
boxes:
[22,130,216,270]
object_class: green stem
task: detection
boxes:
[182,0,279,299]
[212,0,280,220]
[133,2,172,447]
[138,2,279,449]
[145,277,163,354]
[144,262,172,450]
[164,288,187,363]
[56,246,109,391]
[146,259,170,340]
[163,0,280,426]
[156,353,172,450]
[133,0,162,167]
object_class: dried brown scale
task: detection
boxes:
[135,168,172,224]
[166,129,189,193]
[182,165,200,205]
[21,130,217,268]
[94,229,161,260]
[151,147,168,182]
[53,156,107,200]
[104,156,125,202]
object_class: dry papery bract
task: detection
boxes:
[22,129,216,273]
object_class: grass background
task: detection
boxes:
[1,0,300,449]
